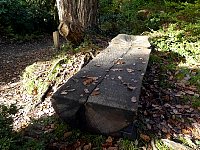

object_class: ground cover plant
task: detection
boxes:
[0,0,199,149]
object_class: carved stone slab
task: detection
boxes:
[51,34,151,134]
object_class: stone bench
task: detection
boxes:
[51,34,151,134]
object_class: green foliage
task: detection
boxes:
[148,1,200,109]
[155,139,172,150]
[99,0,147,35]
[118,139,138,150]
[0,0,57,37]
[0,104,18,150]
[151,24,200,63]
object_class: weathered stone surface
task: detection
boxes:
[51,34,151,134]
[161,139,193,150]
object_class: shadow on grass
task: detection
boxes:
[138,49,200,148]
[0,105,106,150]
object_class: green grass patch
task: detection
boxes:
[155,139,172,150]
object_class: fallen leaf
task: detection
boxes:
[106,136,113,143]
[118,76,122,80]
[115,60,125,65]
[126,68,134,73]
[83,78,94,85]
[67,89,75,92]
[111,68,123,71]
[162,127,168,133]
[84,89,90,94]
[169,75,173,80]
[135,139,138,146]
[83,143,92,150]
[50,124,55,129]
[95,64,101,67]
[182,128,191,134]
[94,88,100,91]
[166,133,171,139]
[144,110,148,116]
[61,90,68,95]
[83,76,98,85]
[91,90,100,96]
[140,133,150,142]
[131,96,137,103]
[102,136,113,148]
[176,105,182,109]
[185,90,195,95]
[32,87,38,95]
[127,85,136,91]
[64,132,72,138]
[147,123,151,129]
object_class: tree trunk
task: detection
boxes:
[77,0,98,29]
[56,0,98,45]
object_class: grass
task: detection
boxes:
[118,139,138,150]
[155,139,172,150]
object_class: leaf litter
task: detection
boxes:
[0,35,200,149]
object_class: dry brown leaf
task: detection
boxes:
[140,133,150,142]
[102,136,113,149]
[83,78,94,85]
[32,87,38,95]
[144,110,148,116]
[182,128,191,134]
[166,133,171,139]
[91,90,100,96]
[64,132,72,138]
[106,136,113,143]
[162,127,168,133]
[83,76,98,85]
[83,143,92,150]
[115,60,125,65]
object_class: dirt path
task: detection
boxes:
[0,35,62,132]
[0,36,57,85]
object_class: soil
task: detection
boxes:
[0,35,57,85]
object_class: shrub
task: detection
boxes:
[0,0,57,36]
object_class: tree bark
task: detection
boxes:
[77,0,98,29]
[56,0,98,45]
